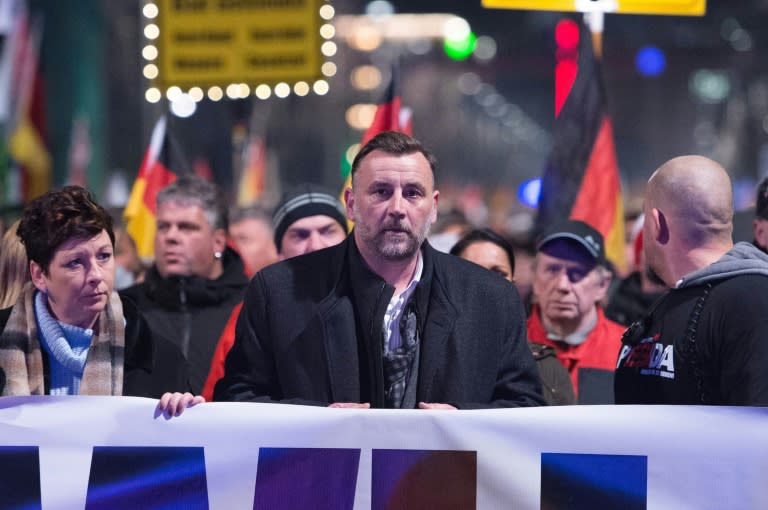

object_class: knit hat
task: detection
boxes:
[272,184,348,251]
[537,219,605,265]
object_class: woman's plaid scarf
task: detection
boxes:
[0,283,125,395]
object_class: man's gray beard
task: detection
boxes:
[356,215,432,261]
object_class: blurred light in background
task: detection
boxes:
[555,19,579,50]
[517,178,541,209]
[473,35,497,62]
[407,38,432,55]
[457,72,482,95]
[366,0,394,17]
[346,104,377,130]
[166,86,182,101]
[142,45,157,61]
[142,3,158,19]
[313,80,330,95]
[207,86,223,101]
[144,24,159,40]
[320,23,335,39]
[351,65,382,91]
[188,87,204,102]
[443,16,475,61]
[294,81,310,97]
[170,93,196,118]
[143,64,158,80]
[635,46,666,77]
[319,4,334,20]
[690,69,731,104]
[145,88,161,103]
[321,62,337,77]
[274,83,291,99]
[321,41,338,57]
[254,84,271,100]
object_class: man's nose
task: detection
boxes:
[305,232,321,253]
[388,191,406,217]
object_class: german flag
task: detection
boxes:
[535,22,626,273]
[124,116,177,260]
[341,65,412,204]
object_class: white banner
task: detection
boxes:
[0,396,764,510]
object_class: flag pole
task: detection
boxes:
[583,11,604,58]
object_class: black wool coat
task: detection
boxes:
[215,237,544,409]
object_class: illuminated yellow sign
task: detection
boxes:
[481,0,706,16]
[154,0,324,89]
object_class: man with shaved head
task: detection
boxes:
[615,155,768,405]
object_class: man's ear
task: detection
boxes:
[212,228,227,254]
[651,208,670,245]
[753,218,768,250]
[29,261,47,293]
[344,188,355,221]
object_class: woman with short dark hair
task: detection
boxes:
[451,228,576,406]
[0,186,201,414]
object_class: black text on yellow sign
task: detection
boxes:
[155,0,324,89]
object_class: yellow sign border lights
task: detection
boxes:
[141,0,336,102]
[481,0,706,16]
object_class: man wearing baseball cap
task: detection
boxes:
[527,219,625,404]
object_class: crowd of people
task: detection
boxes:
[1,131,767,412]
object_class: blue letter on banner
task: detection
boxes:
[254,448,360,510]
[0,446,41,510]
[541,453,647,510]
[85,446,208,509]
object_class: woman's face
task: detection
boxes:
[30,230,115,329]
[459,241,513,282]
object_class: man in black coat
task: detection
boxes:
[215,132,543,409]
[121,176,248,394]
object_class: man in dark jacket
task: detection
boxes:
[215,132,544,409]
[615,155,768,405]
[121,176,248,394]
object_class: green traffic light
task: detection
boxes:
[443,31,477,61]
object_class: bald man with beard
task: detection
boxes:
[615,155,768,405]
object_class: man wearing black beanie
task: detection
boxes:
[272,184,348,259]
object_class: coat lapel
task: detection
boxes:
[317,296,360,403]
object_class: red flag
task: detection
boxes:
[341,65,412,202]
[124,116,177,260]
[535,22,626,272]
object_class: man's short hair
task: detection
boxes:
[350,131,438,183]
[230,204,272,226]
[156,175,228,231]
[272,184,348,252]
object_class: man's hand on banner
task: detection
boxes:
[418,402,457,410]
[156,392,206,418]
[328,402,371,409]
